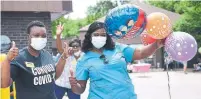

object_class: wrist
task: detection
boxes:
[156,42,159,49]
[6,56,13,62]
[56,34,61,37]
[61,54,68,60]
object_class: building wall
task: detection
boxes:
[1,12,53,53]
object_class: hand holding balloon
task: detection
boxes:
[140,30,156,45]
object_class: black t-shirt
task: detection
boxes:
[10,47,57,99]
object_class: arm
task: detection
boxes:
[69,69,87,94]
[133,40,164,60]
[1,41,18,88]
[55,53,67,79]
[55,42,72,79]
[10,91,14,97]
[56,35,63,54]
[1,58,12,88]
[56,23,64,54]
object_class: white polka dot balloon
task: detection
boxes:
[165,32,197,62]
[146,12,172,39]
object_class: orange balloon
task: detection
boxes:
[146,12,172,39]
[140,30,156,45]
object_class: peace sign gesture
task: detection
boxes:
[56,22,64,36]
[61,42,73,59]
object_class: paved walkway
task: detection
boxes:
[64,70,201,99]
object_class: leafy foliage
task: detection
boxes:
[148,1,201,46]
[51,0,117,38]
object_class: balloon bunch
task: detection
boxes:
[105,4,198,62]
[141,12,197,62]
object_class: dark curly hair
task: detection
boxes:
[69,36,81,47]
[26,20,45,34]
[82,21,115,53]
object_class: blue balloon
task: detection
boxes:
[105,4,146,39]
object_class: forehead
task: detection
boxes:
[92,28,106,34]
[30,26,46,35]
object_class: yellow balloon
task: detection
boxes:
[0,54,10,99]
[0,54,7,63]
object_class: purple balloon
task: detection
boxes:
[165,32,197,62]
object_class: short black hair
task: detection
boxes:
[81,21,115,53]
[69,36,81,47]
[26,20,45,34]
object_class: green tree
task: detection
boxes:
[87,0,117,16]
[174,1,201,46]
[86,0,117,24]
[51,0,117,38]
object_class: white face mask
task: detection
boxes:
[74,50,81,57]
[31,38,47,50]
[91,36,107,49]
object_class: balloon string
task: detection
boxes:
[166,64,172,99]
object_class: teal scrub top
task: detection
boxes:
[76,43,137,99]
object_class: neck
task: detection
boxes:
[92,48,103,54]
[74,55,80,60]
[28,45,40,57]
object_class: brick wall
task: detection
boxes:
[1,11,53,53]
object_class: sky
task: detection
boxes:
[65,0,98,19]
[65,0,120,19]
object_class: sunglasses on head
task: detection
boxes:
[100,54,109,64]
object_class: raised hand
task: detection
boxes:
[56,22,64,36]
[61,42,73,59]
[7,41,19,61]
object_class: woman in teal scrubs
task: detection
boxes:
[69,21,164,99]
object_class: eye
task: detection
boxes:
[33,34,40,37]
[42,34,47,38]
[93,33,99,36]
[101,33,107,37]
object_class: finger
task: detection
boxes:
[62,23,65,28]
[13,53,18,57]
[13,49,19,52]
[64,41,69,48]
[68,47,73,55]
[12,41,16,48]
[13,51,18,54]
[13,48,18,50]
[13,48,18,51]
[70,79,77,84]
[64,42,67,48]
[59,22,61,26]
[13,50,19,54]
[70,68,74,77]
